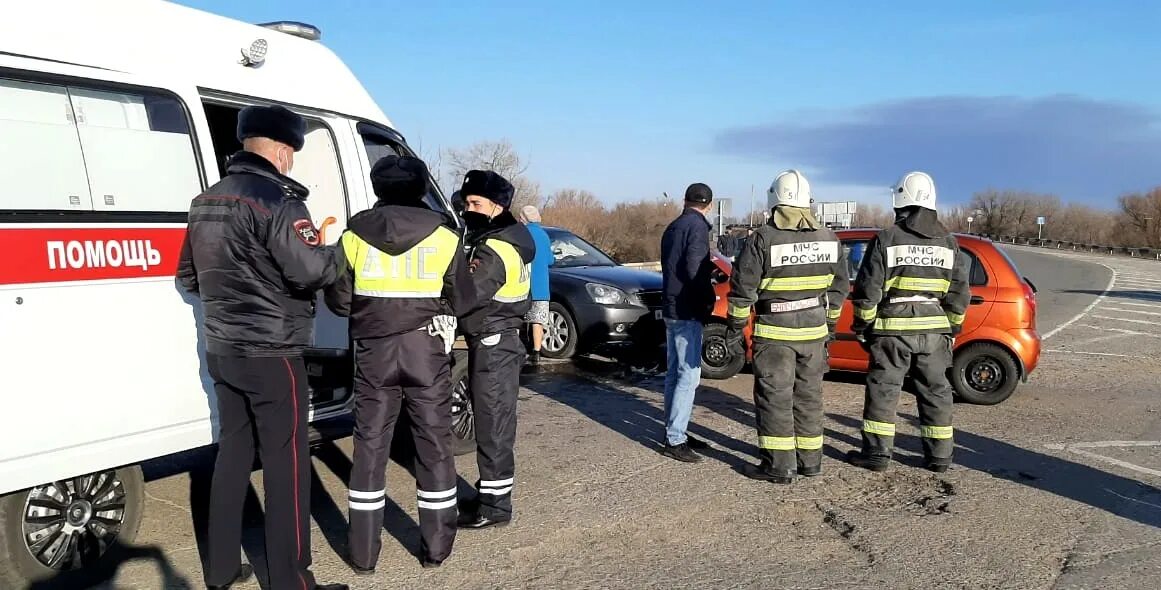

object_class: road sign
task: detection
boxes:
[1037,216,1046,225]
[966,216,974,223]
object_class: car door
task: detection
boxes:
[827,238,869,370]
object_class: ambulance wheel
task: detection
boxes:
[701,323,744,380]
[951,343,1019,405]
[0,465,144,588]
[451,349,476,456]
[542,302,578,360]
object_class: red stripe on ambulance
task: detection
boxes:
[0,227,187,285]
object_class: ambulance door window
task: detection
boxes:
[0,78,93,211]
[70,87,201,212]
[288,120,348,246]
[357,125,453,220]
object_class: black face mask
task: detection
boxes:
[463,211,492,231]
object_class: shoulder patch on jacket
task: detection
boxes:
[293,219,320,246]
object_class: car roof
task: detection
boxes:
[836,228,994,246]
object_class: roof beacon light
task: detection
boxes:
[239,38,268,67]
[257,21,322,41]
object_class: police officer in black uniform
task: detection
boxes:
[455,170,536,530]
[323,155,473,572]
[847,171,971,473]
[726,170,848,484]
[176,105,347,590]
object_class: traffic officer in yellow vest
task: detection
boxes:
[323,155,473,571]
[847,171,971,473]
[455,170,536,529]
[726,170,848,484]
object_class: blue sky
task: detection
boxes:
[180,0,1161,213]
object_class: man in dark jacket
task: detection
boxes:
[658,183,717,462]
[323,155,473,572]
[176,105,346,590]
[455,170,536,530]
[847,171,971,474]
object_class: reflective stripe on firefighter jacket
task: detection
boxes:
[726,223,849,342]
[850,224,972,337]
[342,227,460,299]
[485,238,531,304]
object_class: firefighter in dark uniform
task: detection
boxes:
[725,170,848,484]
[322,156,474,571]
[455,170,536,530]
[176,105,347,590]
[847,171,971,473]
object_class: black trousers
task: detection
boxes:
[205,354,316,590]
[464,329,524,521]
[862,333,955,464]
[751,339,827,475]
[347,330,457,568]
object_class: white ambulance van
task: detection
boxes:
[0,1,467,585]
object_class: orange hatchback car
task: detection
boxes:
[703,230,1041,405]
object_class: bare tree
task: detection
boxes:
[442,139,542,210]
[1118,188,1161,248]
[852,204,895,229]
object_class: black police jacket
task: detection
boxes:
[322,203,473,340]
[177,151,341,356]
[461,210,536,340]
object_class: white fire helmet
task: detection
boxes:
[892,171,937,211]
[767,169,812,209]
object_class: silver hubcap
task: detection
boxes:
[23,472,127,571]
[544,310,570,353]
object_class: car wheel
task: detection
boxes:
[951,342,1020,405]
[700,323,745,380]
[0,465,145,588]
[450,349,476,456]
[542,302,578,360]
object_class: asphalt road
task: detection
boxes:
[29,245,1161,590]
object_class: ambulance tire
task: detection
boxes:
[386,349,475,463]
[0,465,144,589]
[700,323,745,380]
[951,342,1020,405]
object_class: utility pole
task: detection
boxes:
[749,184,755,226]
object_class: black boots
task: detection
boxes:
[206,564,253,590]
[742,461,795,484]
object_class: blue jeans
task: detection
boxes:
[663,319,703,446]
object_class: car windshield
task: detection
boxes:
[546,230,617,268]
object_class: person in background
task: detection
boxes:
[176,104,347,590]
[658,182,717,463]
[519,205,553,372]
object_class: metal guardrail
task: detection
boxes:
[986,234,1161,261]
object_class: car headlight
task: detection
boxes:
[585,283,628,305]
